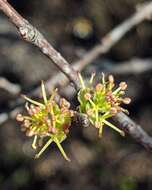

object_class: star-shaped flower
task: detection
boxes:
[16,82,73,161]
[78,73,131,137]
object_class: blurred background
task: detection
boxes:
[0,0,152,189]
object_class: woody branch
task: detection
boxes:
[0,0,80,90]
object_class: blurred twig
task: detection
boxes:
[73,2,152,69]
[85,58,152,75]
[34,2,152,94]
[108,58,152,75]
[0,0,152,151]
[0,77,21,95]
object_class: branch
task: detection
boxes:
[0,77,21,96]
[81,58,152,78]
[0,0,80,90]
[105,58,152,75]
[0,0,152,151]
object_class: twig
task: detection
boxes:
[0,0,80,90]
[86,58,152,75]
[0,0,152,151]
[107,58,152,75]
[0,77,21,96]
[0,112,8,124]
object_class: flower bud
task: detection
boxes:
[46,118,51,126]
[123,97,131,104]
[24,119,31,128]
[51,127,57,134]
[95,83,103,91]
[110,107,118,115]
[16,114,24,122]
[30,105,39,115]
[60,98,70,108]
[86,109,93,116]
[70,110,74,117]
[119,82,127,90]
[62,124,70,134]
[26,130,35,137]
[119,91,125,95]
[84,93,92,100]
[35,106,41,113]
[95,121,100,128]
[108,75,114,83]
[21,125,26,132]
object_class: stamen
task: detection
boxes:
[119,82,127,90]
[89,72,96,84]
[35,138,53,159]
[123,97,131,104]
[101,72,105,85]
[103,119,125,136]
[108,75,114,83]
[16,114,24,122]
[32,135,38,150]
[78,72,85,89]
[99,125,103,137]
[41,81,48,105]
[22,95,44,107]
[54,137,70,162]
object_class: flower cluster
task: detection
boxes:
[16,73,131,161]
[78,73,131,137]
[16,82,72,161]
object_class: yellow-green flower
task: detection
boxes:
[78,73,131,137]
[16,82,72,161]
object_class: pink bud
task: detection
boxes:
[84,93,92,100]
[70,110,74,117]
[26,130,35,137]
[51,127,57,134]
[24,119,30,128]
[95,83,103,91]
[110,107,118,114]
[123,97,131,104]
[95,121,100,128]
[16,114,24,122]
[62,124,70,134]
[119,91,125,95]
[86,109,93,116]
[60,98,70,108]
[108,75,114,83]
[119,82,127,90]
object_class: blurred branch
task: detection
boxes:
[73,1,152,69]
[0,106,21,125]
[85,58,152,76]
[0,77,21,95]
[0,112,8,124]
[108,58,152,75]
[38,57,152,96]
[0,0,152,151]
[33,1,152,94]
